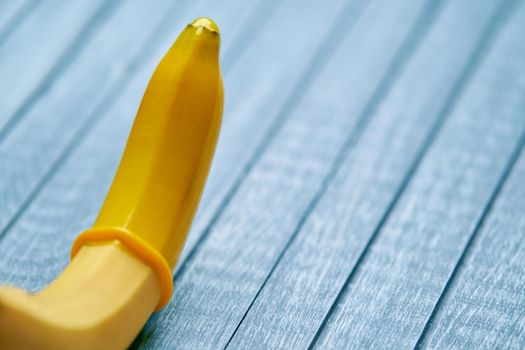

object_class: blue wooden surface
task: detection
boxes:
[0,0,525,349]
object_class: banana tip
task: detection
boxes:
[191,17,219,35]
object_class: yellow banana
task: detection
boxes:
[0,17,223,350]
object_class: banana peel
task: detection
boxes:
[0,17,223,350]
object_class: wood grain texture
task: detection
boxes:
[312,1,525,348]
[226,0,503,348]
[0,0,262,289]
[0,0,524,348]
[421,139,525,350]
[0,0,119,135]
[137,0,436,348]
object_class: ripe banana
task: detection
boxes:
[0,17,223,350]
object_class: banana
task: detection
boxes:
[0,17,223,350]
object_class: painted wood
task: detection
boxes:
[226,0,504,348]
[421,139,525,350]
[0,0,524,348]
[311,1,525,348]
[137,0,438,348]
[0,0,263,289]
[0,0,119,134]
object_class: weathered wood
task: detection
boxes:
[311,1,525,348]
[420,143,525,350]
[226,0,504,348]
[0,0,524,348]
[137,0,439,348]
[0,0,119,134]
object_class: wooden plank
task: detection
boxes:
[0,0,120,135]
[137,0,440,348]
[420,144,525,349]
[0,0,37,44]
[0,0,271,288]
[310,1,525,348]
[225,0,504,348]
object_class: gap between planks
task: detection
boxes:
[225,0,446,347]
[310,0,520,348]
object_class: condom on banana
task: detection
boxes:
[0,17,223,350]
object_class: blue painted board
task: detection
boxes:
[226,0,504,348]
[312,1,525,348]
[0,0,524,348]
[422,136,525,349]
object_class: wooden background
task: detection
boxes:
[0,0,524,348]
